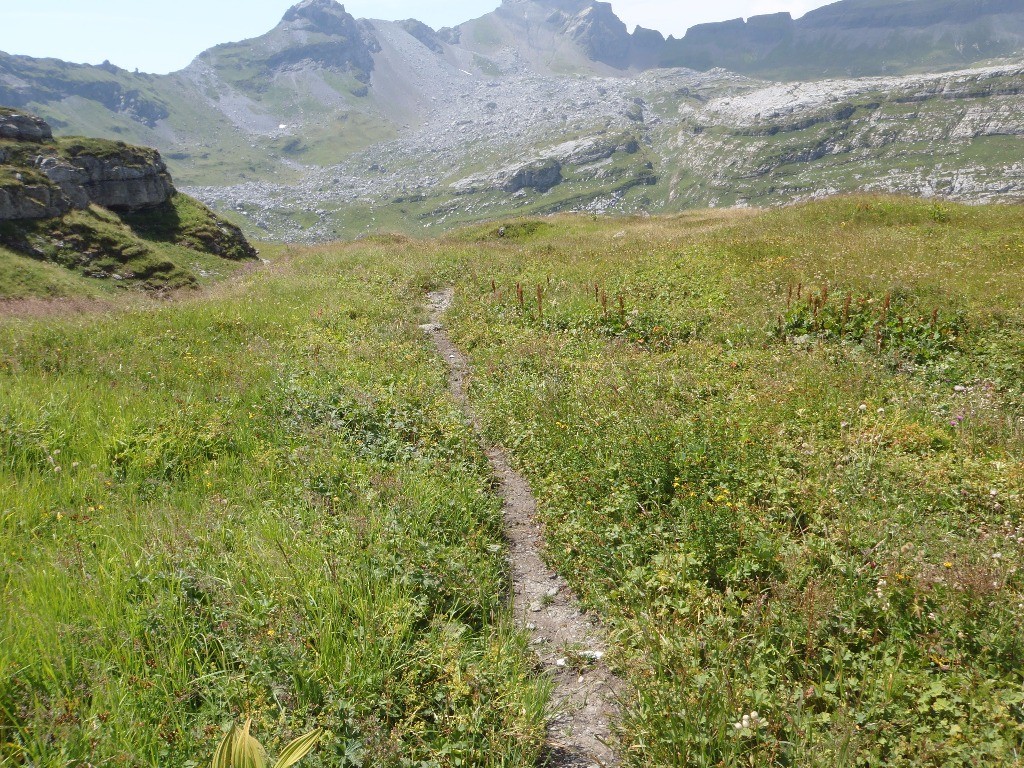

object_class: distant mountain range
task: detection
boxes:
[662,0,1024,79]
[2,0,1023,239]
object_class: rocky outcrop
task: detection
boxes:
[398,20,445,54]
[0,113,175,221]
[558,2,632,69]
[0,110,53,142]
[452,157,564,195]
[39,145,175,212]
[502,158,562,192]
[257,0,379,80]
[0,180,72,220]
[548,134,639,165]
[0,110,257,293]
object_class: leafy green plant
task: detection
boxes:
[211,720,321,768]
[776,285,966,365]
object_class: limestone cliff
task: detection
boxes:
[0,110,178,222]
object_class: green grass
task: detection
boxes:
[0,206,197,290]
[0,243,547,766]
[436,196,1024,766]
[55,136,162,166]
[122,193,257,262]
[3,195,1024,766]
[0,244,112,300]
[0,201,257,296]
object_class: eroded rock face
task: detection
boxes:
[0,182,72,220]
[39,151,175,212]
[0,113,176,221]
[502,158,562,193]
[0,111,53,142]
[560,3,632,69]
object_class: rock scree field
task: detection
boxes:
[1,195,1023,766]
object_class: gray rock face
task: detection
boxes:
[0,182,72,220]
[0,112,53,142]
[661,1,1024,79]
[282,0,357,35]
[268,0,379,78]
[502,158,562,193]
[559,3,632,69]
[398,19,445,53]
[0,111,176,221]
[36,158,90,209]
[42,152,175,211]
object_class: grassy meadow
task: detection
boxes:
[0,244,547,765]
[1,195,1023,766]
[439,198,1024,767]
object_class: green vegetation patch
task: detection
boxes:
[0,243,110,300]
[0,162,54,190]
[56,135,162,167]
[441,195,1024,766]
[122,193,257,262]
[0,206,197,291]
[0,242,547,765]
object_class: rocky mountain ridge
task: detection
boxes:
[661,0,1024,79]
[1,0,1023,240]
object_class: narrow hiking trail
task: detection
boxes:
[421,289,621,768]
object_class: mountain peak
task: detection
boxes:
[281,0,354,35]
[195,0,378,81]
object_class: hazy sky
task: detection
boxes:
[0,0,827,74]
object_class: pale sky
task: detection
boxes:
[0,0,827,75]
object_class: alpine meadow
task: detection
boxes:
[2,0,1024,766]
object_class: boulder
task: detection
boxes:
[0,111,53,142]
[501,158,562,193]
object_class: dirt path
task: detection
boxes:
[421,289,621,768]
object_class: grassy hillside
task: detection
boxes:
[2,195,1023,765]
[0,196,254,299]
